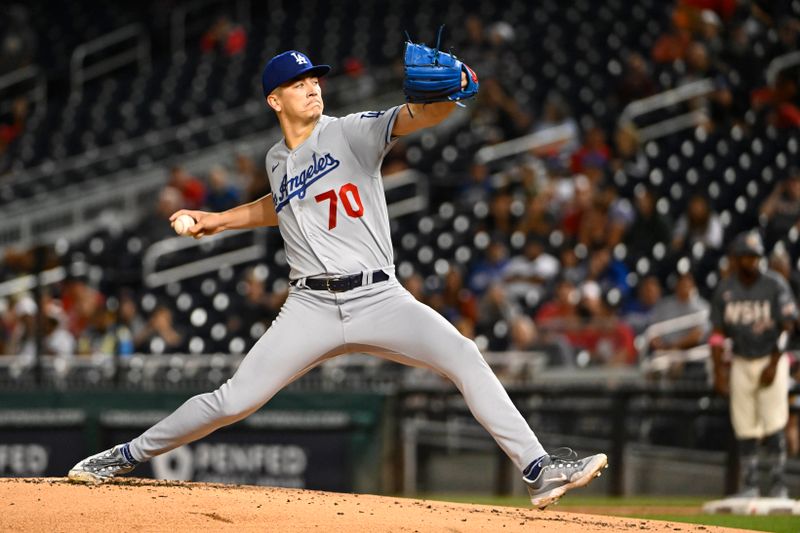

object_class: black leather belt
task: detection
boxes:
[291,269,389,292]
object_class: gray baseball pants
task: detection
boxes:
[128,276,546,471]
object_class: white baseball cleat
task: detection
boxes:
[524,449,608,510]
[68,443,138,484]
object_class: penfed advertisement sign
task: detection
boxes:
[0,410,87,477]
[101,410,353,491]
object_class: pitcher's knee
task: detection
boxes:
[207,386,260,423]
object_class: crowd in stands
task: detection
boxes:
[0,1,799,376]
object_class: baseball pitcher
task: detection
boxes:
[710,231,796,498]
[68,40,607,509]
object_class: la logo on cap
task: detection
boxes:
[290,52,309,65]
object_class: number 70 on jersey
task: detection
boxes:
[314,183,364,230]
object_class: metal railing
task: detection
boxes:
[70,24,151,98]
[143,229,267,288]
[637,309,711,374]
[618,78,715,142]
[767,50,800,87]
[474,123,577,164]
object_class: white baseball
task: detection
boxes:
[173,214,196,236]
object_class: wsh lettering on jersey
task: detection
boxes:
[724,300,773,333]
[274,153,340,212]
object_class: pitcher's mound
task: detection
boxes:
[1,478,741,532]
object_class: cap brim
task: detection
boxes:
[285,65,331,84]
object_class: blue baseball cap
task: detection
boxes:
[261,51,330,97]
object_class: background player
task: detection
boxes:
[67,48,607,509]
[710,231,797,498]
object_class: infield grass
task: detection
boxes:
[423,494,800,533]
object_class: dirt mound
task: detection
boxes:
[1,478,745,532]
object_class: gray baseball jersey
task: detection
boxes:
[710,270,798,358]
[265,108,402,280]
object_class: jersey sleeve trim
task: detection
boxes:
[384,106,401,146]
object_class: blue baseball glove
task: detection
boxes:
[403,32,479,105]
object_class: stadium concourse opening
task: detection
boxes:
[0,478,740,533]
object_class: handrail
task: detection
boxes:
[640,309,709,343]
[384,169,429,218]
[474,123,577,164]
[0,267,66,299]
[0,65,47,120]
[618,78,715,142]
[171,0,251,55]
[70,24,150,98]
[619,78,714,123]
[142,229,265,288]
[767,50,800,86]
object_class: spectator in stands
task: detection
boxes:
[233,153,270,202]
[751,70,800,130]
[760,168,800,247]
[558,243,588,286]
[578,185,634,250]
[535,278,581,330]
[517,189,557,241]
[531,92,580,158]
[476,282,522,351]
[473,78,532,141]
[697,9,724,58]
[769,245,800,302]
[571,126,611,183]
[117,292,144,355]
[614,52,657,109]
[719,22,760,118]
[468,240,509,295]
[169,166,206,210]
[770,18,800,59]
[584,247,632,301]
[610,123,649,183]
[0,97,28,156]
[622,275,663,335]
[200,15,247,56]
[679,41,733,127]
[461,15,489,67]
[625,185,673,257]
[651,8,693,65]
[42,302,76,357]
[6,294,36,357]
[138,305,184,355]
[228,267,280,340]
[457,162,493,208]
[672,194,724,252]
[487,188,514,235]
[141,186,184,245]
[204,165,241,212]
[60,276,105,339]
[559,174,594,240]
[504,234,560,308]
[648,272,709,352]
[575,281,637,365]
[77,308,116,356]
[401,273,427,304]
[440,267,479,326]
